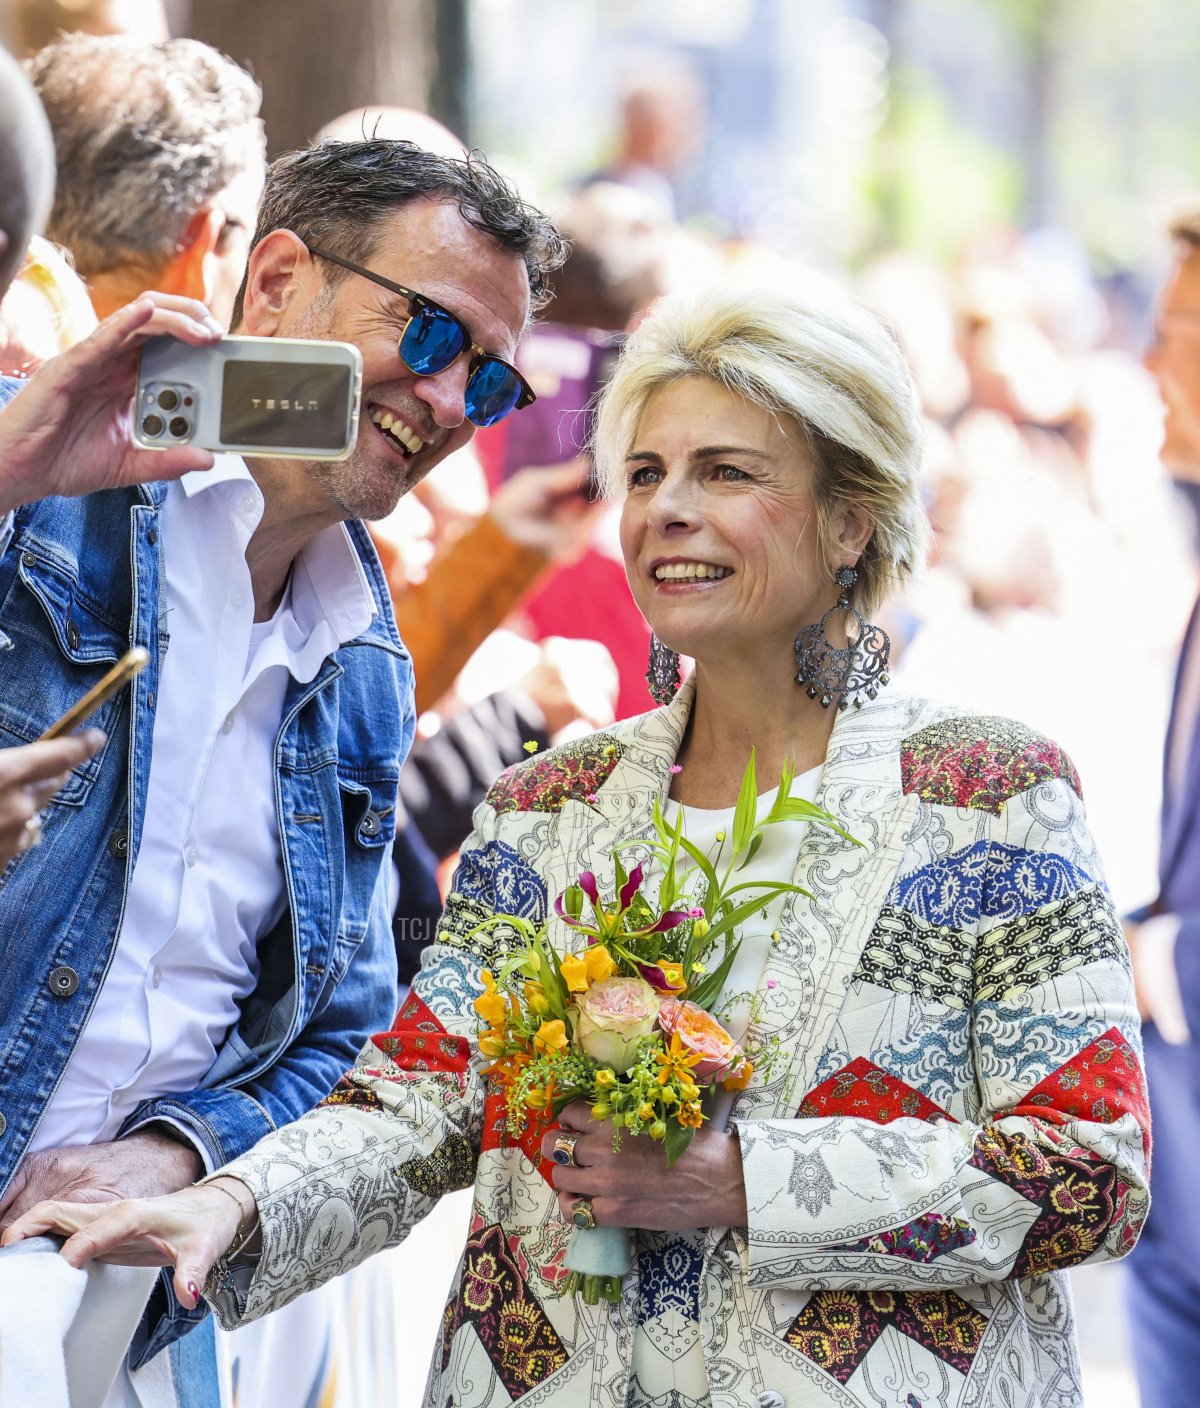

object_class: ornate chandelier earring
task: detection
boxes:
[646,634,681,706]
[794,565,890,710]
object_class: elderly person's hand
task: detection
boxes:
[540,1099,747,1232]
[0,292,221,513]
[0,731,105,864]
[0,1174,255,1311]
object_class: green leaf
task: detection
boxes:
[731,747,758,858]
[735,831,765,872]
[663,1117,697,1167]
[687,931,740,1009]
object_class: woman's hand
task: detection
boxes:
[0,1176,251,1309]
[540,1099,748,1231]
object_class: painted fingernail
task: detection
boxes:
[187,1280,200,1302]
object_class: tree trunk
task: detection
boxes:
[186,0,435,155]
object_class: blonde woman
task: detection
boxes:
[4,284,1148,1407]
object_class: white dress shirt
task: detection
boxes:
[31,456,375,1157]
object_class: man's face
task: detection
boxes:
[1147,245,1200,484]
[269,198,530,522]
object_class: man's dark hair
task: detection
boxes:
[232,140,566,326]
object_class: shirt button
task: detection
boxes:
[48,965,80,998]
[222,714,235,734]
[151,967,162,989]
[240,493,259,515]
[757,1394,786,1408]
[230,588,245,607]
[184,844,199,867]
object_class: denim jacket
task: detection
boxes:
[0,378,410,1361]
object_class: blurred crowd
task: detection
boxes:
[0,2,1197,1406]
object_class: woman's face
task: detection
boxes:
[620,376,858,669]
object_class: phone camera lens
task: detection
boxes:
[141,414,165,438]
[157,388,180,411]
[168,416,190,439]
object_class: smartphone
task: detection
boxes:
[135,335,363,460]
[497,325,624,495]
[38,648,150,740]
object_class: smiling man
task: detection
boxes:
[0,139,563,1398]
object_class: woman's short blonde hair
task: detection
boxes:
[593,284,928,614]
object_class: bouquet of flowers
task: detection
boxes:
[471,750,855,1303]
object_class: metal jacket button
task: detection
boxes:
[108,830,128,859]
[66,622,80,651]
[0,1113,6,1136]
[359,810,381,839]
[48,965,79,998]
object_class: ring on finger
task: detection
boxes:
[20,814,43,851]
[551,1132,582,1167]
[569,1196,597,1230]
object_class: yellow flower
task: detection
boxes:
[658,961,686,991]
[679,1080,700,1102]
[678,1100,706,1129]
[714,830,726,843]
[560,953,589,993]
[721,1060,755,1092]
[584,945,615,983]
[650,1119,667,1139]
[478,1030,506,1058]
[655,1031,703,1086]
[637,1102,656,1122]
[473,989,508,1026]
[691,962,706,975]
[523,981,550,1016]
[524,1086,551,1111]
[523,740,540,754]
[691,917,710,939]
[534,1019,568,1055]
[594,1068,617,1089]
[591,1100,612,1120]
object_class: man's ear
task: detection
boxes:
[239,230,318,336]
[155,207,223,305]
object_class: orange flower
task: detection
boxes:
[721,1060,755,1092]
[560,953,589,993]
[655,1030,703,1086]
[678,1100,706,1129]
[584,945,616,983]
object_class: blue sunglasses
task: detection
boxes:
[305,243,535,428]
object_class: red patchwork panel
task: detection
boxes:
[799,1058,954,1124]
[1003,1026,1150,1159]
[367,991,472,1076]
[479,1093,557,1188]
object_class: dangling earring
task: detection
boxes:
[646,634,681,706]
[794,565,890,710]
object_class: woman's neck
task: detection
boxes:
[670,655,838,809]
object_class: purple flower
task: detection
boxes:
[618,863,645,911]
[578,871,600,905]
[647,909,690,934]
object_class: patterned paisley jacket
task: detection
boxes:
[211,679,1149,1408]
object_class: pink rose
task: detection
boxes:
[658,998,748,1082]
[572,976,661,1073]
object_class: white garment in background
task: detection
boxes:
[32,454,374,1156]
[662,764,821,1130]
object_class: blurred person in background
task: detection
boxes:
[28,33,265,327]
[8,0,167,53]
[1124,208,1200,1408]
[580,59,706,222]
[0,47,107,872]
[0,138,563,1407]
[0,232,97,376]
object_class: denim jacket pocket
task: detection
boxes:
[0,544,127,800]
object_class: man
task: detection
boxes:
[0,138,563,1397]
[0,44,109,860]
[1126,210,1200,1407]
[28,33,265,326]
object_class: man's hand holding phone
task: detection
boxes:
[0,731,105,865]
[0,292,222,515]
